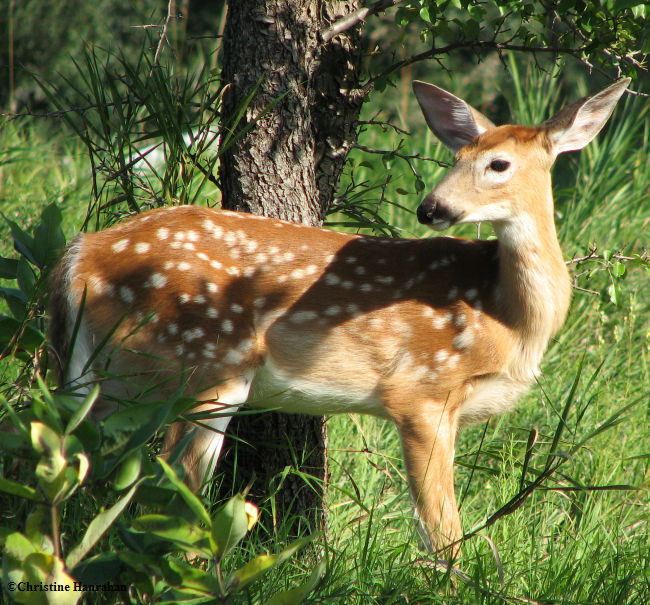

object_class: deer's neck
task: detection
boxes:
[493,188,571,379]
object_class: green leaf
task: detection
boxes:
[607,282,622,305]
[0,476,40,501]
[33,203,66,268]
[4,531,40,560]
[211,494,249,560]
[1,214,38,266]
[265,560,326,605]
[228,534,316,593]
[612,261,626,277]
[102,399,174,475]
[70,552,123,585]
[0,256,18,279]
[66,481,140,570]
[65,384,100,435]
[0,286,27,321]
[24,554,81,605]
[133,514,210,550]
[16,256,37,299]
[157,457,211,526]
[113,448,143,490]
[162,559,221,594]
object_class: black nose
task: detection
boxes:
[417,194,437,224]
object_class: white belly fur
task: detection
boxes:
[247,358,388,417]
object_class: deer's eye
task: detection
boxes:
[489,159,510,172]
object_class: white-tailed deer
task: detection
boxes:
[49,78,629,556]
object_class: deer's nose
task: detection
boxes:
[417,193,440,225]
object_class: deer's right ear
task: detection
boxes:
[413,81,495,153]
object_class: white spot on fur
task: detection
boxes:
[112,239,129,253]
[324,305,341,316]
[207,308,219,318]
[433,315,448,330]
[375,276,394,285]
[453,329,474,351]
[119,286,134,303]
[231,304,244,314]
[289,311,318,323]
[434,350,449,364]
[157,228,170,240]
[194,295,207,304]
[324,274,340,286]
[466,288,478,300]
[146,273,167,289]
[207,282,218,293]
[135,242,151,254]
[87,275,106,295]
[179,294,191,304]
[168,323,179,335]
[346,304,361,317]
[177,262,191,271]
[222,319,234,333]
[183,327,205,342]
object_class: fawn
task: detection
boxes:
[49,78,630,555]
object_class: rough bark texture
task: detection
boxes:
[218,0,364,536]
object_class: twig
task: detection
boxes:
[151,0,176,75]
[322,0,408,43]
[353,143,451,168]
[359,118,411,136]
[363,39,600,93]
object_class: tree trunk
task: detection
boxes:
[218,0,364,536]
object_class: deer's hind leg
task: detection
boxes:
[161,375,253,491]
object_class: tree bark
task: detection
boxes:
[218,0,364,536]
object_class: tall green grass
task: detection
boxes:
[0,55,648,603]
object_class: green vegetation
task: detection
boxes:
[1,12,648,605]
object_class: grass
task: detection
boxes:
[1,57,648,603]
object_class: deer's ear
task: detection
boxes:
[413,81,495,153]
[543,78,630,156]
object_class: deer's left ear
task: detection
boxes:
[413,81,495,153]
[543,78,631,156]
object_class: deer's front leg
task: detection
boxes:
[394,404,461,558]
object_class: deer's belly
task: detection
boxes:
[247,358,388,417]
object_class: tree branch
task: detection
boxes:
[322,0,408,43]
[363,39,606,93]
